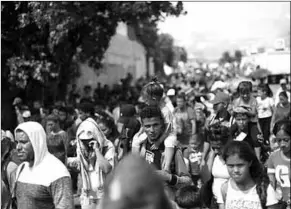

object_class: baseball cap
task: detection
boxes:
[280,78,287,85]
[166,89,175,96]
[118,104,136,124]
[210,92,230,105]
[22,110,31,118]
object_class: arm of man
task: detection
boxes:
[50,176,75,209]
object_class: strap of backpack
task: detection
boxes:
[221,180,229,203]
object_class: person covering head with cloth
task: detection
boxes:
[267,119,291,209]
[67,117,115,209]
[14,121,74,209]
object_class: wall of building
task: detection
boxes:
[75,22,153,91]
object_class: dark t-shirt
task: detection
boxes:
[144,140,165,170]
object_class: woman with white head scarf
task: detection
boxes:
[67,118,115,209]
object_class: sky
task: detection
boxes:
[158,2,290,60]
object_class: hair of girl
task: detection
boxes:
[142,77,164,100]
[279,91,288,99]
[222,141,269,209]
[237,81,252,94]
[207,123,229,145]
[258,83,273,97]
[95,110,119,137]
[273,119,291,136]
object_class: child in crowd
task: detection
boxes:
[132,78,177,173]
[219,141,278,209]
[175,185,202,209]
[183,134,204,188]
[256,84,274,146]
[231,81,260,131]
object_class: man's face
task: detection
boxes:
[58,111,67,122]
[142,117,163,142]
[79,110,89,121]
[210,140,223,155]
[281,83,287,91]
[235,114,249,130]
[46,120,56,133]
[176,98,185,109]
[213,102,225,113]
[16,131,34,164]
[99,122,112,138]
[33,101,41,109]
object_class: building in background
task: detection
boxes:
[76,22,154,90]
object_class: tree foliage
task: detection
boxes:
[1,1,185,100]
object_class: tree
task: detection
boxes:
[219,51,233,64]
[1,1,185,102]
[234,50,243,64]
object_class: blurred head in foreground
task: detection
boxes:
[101,154,174,209]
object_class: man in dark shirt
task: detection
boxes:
[137,105,191,199]
[117,104,141,159]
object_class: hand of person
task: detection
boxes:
[155,170,171,181]
[200,159,206,170]
[89,140,100,151]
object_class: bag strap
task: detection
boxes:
[9,163,25,200]
[221,180,229,203]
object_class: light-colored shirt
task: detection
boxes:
[256,97,274,118]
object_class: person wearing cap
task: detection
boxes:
[207,91,231,128]
[230,106,263,162]
[115,104,141,160]
[275,78,290,106]
[67,118,115,209]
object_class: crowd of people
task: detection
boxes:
[1,72,290,209]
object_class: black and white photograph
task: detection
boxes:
[1,1,290,209]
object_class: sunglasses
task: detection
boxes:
[275,138,290,143]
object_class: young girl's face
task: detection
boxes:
[257,89,267,99]
[276,129,290,154]
[240,89,251,102]
[226,154,251,184]
[189,136,201,151]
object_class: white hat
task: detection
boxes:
[211,81,227,92]
[166,89,175,96]
[280,78,287,84]
[22,110,31,118]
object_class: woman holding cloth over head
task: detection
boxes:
[67,118,116,209]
